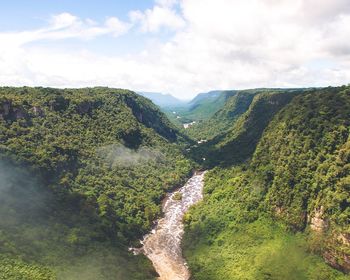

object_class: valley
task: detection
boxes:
[1,1,350,279]
[0,86,349,280]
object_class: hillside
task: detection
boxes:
[187,89,305,167]
[183,86,350,279]
[185,90,257,140]
[200,89,305,166]
[164,90,237,125]
[0,87,193,279]
[186,88,308,141]
[188,90,226,106]
[1,85,349,280]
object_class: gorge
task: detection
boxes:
[0,86,349,280]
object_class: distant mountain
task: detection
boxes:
[186,90,236,120]
[163,90,237,124]
[138,92,186,107]
[188,90,225,106]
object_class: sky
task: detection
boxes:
[0,0,349,99]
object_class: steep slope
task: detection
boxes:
[185,90,256,140]
[189,90,226,106]
[165,90,237,125]
[186,90,236,121]
[252,87,350,269]
[186,88,306,140]
[183,86,350,279]
[194,89,304,166]
[0,87,193,279]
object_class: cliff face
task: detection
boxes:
[198,89,303,167]
[0,97,103,122]
[183,86,350,278]
[323,233,350,273]
[252,86,350,272]
[0,101,29,121]
[124,94,178,142]
[308,207,350,272]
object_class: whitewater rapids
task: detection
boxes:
[135,171,206,280]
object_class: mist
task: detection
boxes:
[97,144,165,168]
[0,158,152,279]
[0,159,49,228]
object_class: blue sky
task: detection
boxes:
[0,1,153,30]
[0,0,166,55]
[0,0,349,99]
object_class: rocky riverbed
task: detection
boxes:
[133,172,206,280]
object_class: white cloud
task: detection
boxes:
[47,13,130,39]
[0,1,350,99]
[155,0,179,8]
[104,17,131,36]
[129,2,185,33]
[50,12,78,29]
[0,12,131,47]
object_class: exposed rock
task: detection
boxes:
[137,112,143,122]
[338,233,350,246]
[0,101,11,118]
[76,101,93,115]
[139,172,206,280]
[13,107,28,119]
[33,106,45,117]
[49,96,69,112]
[309,206,329,232]
[309,210,350,273]
[124,96,177,142]
[275,206,284,216]
[329,232,350,273]
[323,248,350,273]
[0,101,28,121]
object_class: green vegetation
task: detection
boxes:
[189,89,306,167]
[185,90,257,140]
[183,86,350,279]
[186,88,306,140]
[0,87,193,279]
[164,90,236,125]
[1,85,349,279]
[173,192,183,201]
[252,87,350,232]
[0,256,54,280]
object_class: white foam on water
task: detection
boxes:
[139,171,206,280]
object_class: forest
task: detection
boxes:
[0,87,193,279]
[183,86,350,279]
[0,86,349,280]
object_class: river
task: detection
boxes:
[133,171,206,280]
